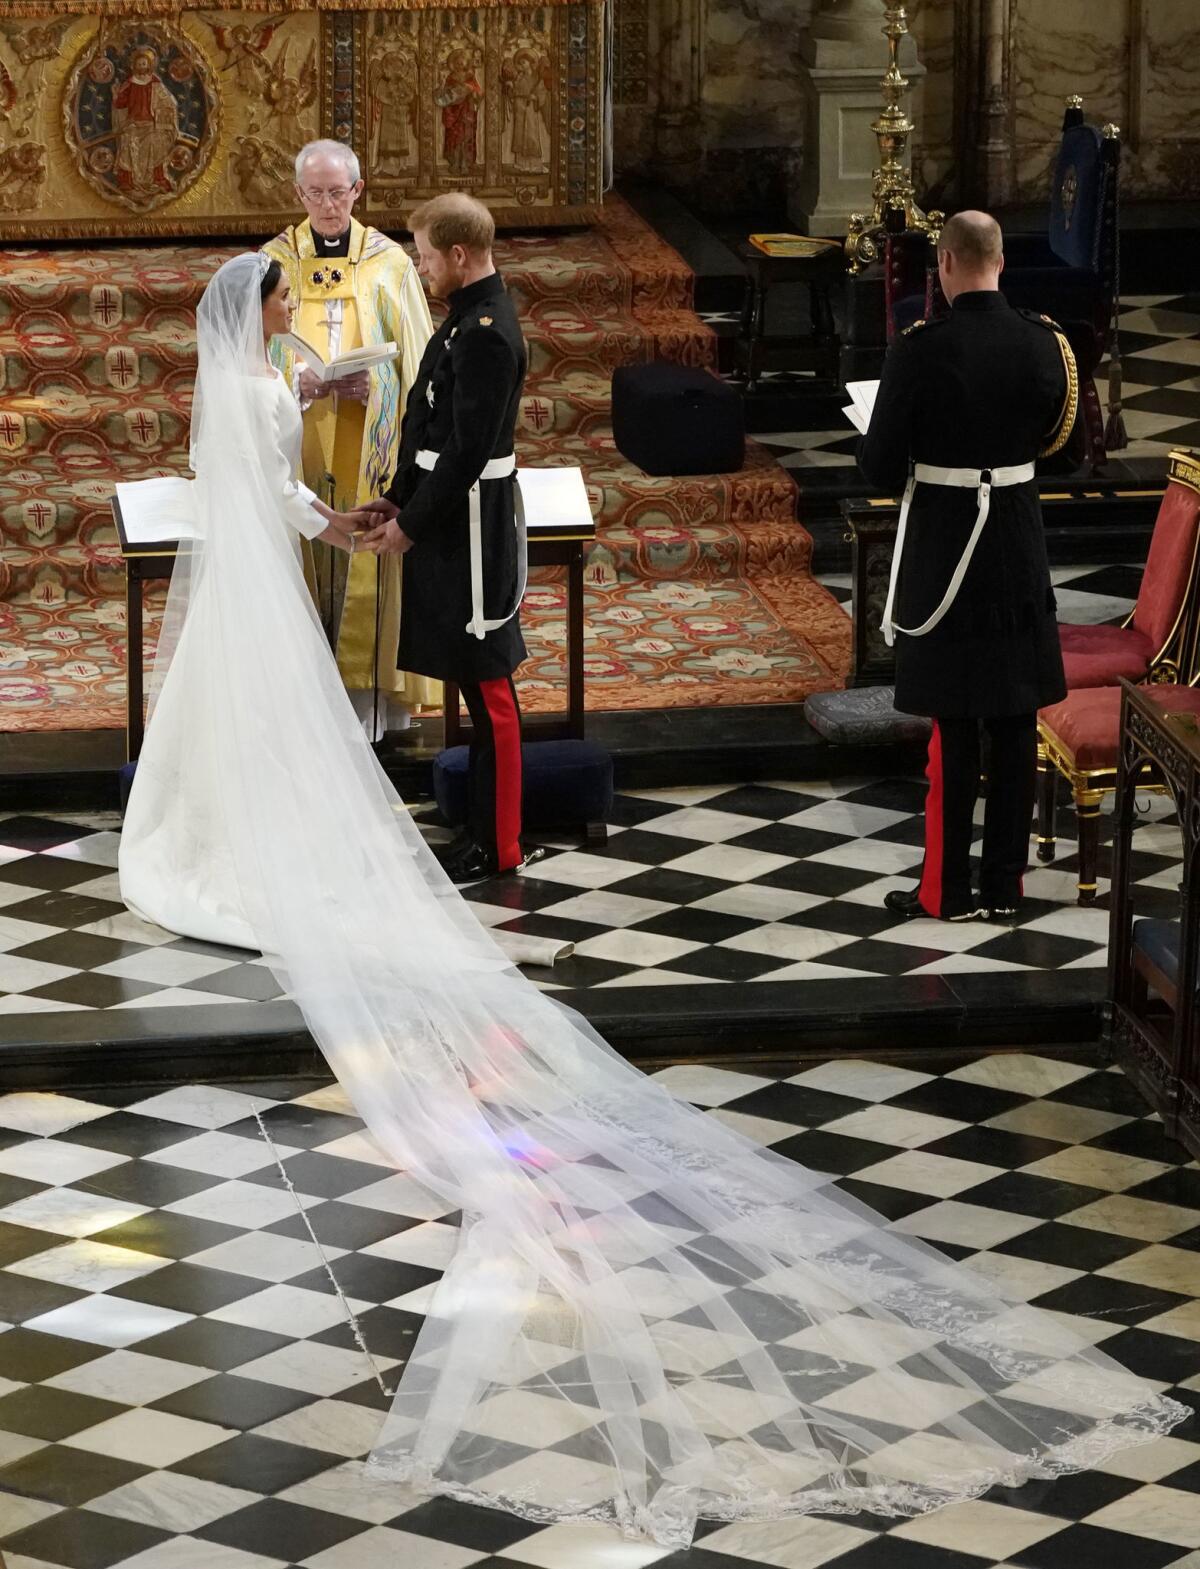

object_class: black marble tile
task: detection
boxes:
[727,822,848,860]
[46,1112,189,1158]
[1085,1118,1195,1163]
[221,1105,367,1149]
[631,906,760,945]
[107,1261,263,1314]
[3,1507,169,1568]
[963,928,1098,969]
[0,855,107,892]
[27,972,163,1009]
[197,1497,366,1560]
[601,867,734,904]
[1048,1071,1156,1118]
[955,1169,1107,1220]
[791,1535,981,1567]
[240,1150,386,1200]
[1096,1325,1200,1384]
[0,1442,145,1505]
[0,1383,124,1442]
[7,932,148,970]
[1006,1522,1182,1568]
[920,1126,1067,1172]
[264,1199,417,1252]
[704,784,821,819]
[0,1220,60,1269]
[783,900,897,938]
[1125,1166,1200,1211]
[310,1303,424,1360]
[652,944,788,982]
[394,1494,544,1551]
[766,1127,898,1177]
[77,1159,222,1208]
[833,1176,937,1221]
[185,964,285,1003]
[720,1080,867,1129]
[0,1172,50,1210]
[172,1432,334,1493]
[989,1465,1145,1520]
[889,1077,1029,1125]
[841,779,931,813]
[137,1316,293,1372]
[290,1252,440,1304]
[152,1371,313,1430]
[813,937,951,976]
[0,888,126,930]
[92,1210,245,1261]
[992,1220,1147,1272]
[752,859,877,897]
[0,1271,86,1324]
[1029,1273,1189,1327]
[0,817,94,852]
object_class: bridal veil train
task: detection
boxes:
[119,254,1186,1549]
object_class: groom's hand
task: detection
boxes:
[352,497,399,523]
[364,517,413,556]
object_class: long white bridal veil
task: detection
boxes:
[148,254,1186,1548]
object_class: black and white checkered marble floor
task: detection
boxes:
[0,1051,1198,1569]
[706,293,1200,474]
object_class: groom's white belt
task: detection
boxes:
[415,449,523,641]
[881,460,1037,647]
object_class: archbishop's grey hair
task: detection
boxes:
[294,139,361,185]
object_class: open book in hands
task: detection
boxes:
[842,379,880,437]
[278,332,399,384]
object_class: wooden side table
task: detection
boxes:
[734,239,843,393]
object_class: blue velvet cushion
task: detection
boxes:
[434,739,614,829]
[1050,124,1104,272]
[1133,918,1186,988]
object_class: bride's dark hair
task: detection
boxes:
[259,257,283,303]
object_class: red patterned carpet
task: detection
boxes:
[0,199,849,732]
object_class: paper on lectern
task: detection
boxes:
[115,476,198,545]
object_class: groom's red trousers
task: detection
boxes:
[459,675,523,871]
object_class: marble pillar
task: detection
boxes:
[653,0,706,184]
[791,0,925,236]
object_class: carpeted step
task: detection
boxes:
[523,308,714,379]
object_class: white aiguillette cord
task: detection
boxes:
[252,1104,397,1399]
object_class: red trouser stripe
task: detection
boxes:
[918,720,944,918]
[479,676,522,870]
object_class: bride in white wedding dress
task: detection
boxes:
[118,253,1187,1549]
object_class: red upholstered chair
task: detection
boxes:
[1059,453,1200,689]
[1037,683,1200,903]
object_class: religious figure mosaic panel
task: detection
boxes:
[0,0,604,240]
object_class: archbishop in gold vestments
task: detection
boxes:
[264,217,437,720]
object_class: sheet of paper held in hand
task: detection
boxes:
[277,332,401,383]
[842,379,880,436]
[116,466,595,548]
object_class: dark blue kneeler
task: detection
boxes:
[434,738,613,846]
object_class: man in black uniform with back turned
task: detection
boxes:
[858,211,1078,922]
[358,193,528,886]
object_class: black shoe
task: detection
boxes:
[884,888,981,922]
[433,828,473,870]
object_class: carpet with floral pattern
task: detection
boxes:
[0,198,848,731]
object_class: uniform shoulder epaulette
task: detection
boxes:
[900,318,927,337]
[1017,307,1064,333]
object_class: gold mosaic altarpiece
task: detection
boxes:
[0,0,604,239]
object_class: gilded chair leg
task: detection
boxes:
[1036,743,1058,863]
[1075,789,1103,905]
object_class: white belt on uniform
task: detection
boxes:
[415,448,523,641]
[881,460,1038,646]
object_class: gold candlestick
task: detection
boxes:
[844,3,943,273]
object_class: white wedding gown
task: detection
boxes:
[118,255,1188,1549]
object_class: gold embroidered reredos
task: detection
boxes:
[62,20,220,214]
[1060,165,1079,231]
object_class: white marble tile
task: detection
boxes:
[891,1496,1063,1555]
[534,890,675,928]
[648,1064,774,1106]
[696,1517,875,1569]
[89,1470,261,1533]
[851,1150,1006,1199]
[1130,336,1200,366]
[0,1427,47,1468]
[806,839,923,874]
[949,1053,1096,1095]
[339,1171,453,1219]
[637,805,771,842]
[0,1187,149,1239]
[45,1349,211,1405]
[187,1230,348,1283]
[494,1521,673,1567]
[787,1059,933,1101]
[718,924,855,963]
[594,968,720,988]
[0,1137,127,1186]
[871,918,998,953]
[0,993,89,1017]
[25,1294,193,1348]
[43,830,123,867]
[662,844,792,881]
[164,1179,321,1231]
[0,1092,113,1136]
[108,987,246,1010]
[571,929,703,966]
[518,851,648,889]
[363,1219,460,1271]
[624,784,734,805]
[964,1250,1082,1303]
[310,1130,392,1167]
[128,1085,278,1128]
[94,950,243,986]
[66,1407,233,1466]
[1021,1146,1173,1193]
[0,1494,62,1537]
[1097,1244,1200,1297]
[0,953,76,993]
[1097,1434,1200,1481]
[891,1199,1040,1250]
[1064,1193,1200,1242]
[0,915,61,953]
[781,800,910,837]
[254,1396,384,1459]
[144,1130,285,1179]
[9,1239,168,1293]
[233,1340,396,1398]
[689,883,827,921]
[207,1283,368,1339]
[821,1106,966,1149]
[985,1099,1130,1144]
[302,1526,486,1569]
[1083,1482,1200,1547]
[910,953,1033,975]
[68,871,126,902]
[1052,588,1137,624]
[278,1460,422,1525]
[1119,306,1200,337]
[290,1084,356,1117]
[74,911,182,946]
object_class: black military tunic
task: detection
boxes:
[386,271,527,684]
[858,291,1077,719]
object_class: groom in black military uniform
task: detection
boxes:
[859,211,1078,922]
[358,193,528,886]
